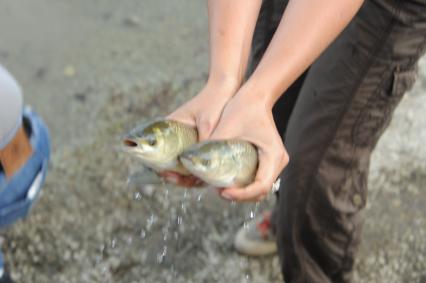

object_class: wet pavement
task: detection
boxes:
[0,1,425,282]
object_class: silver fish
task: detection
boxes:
[123,119,198,175]
[179,140,258,187]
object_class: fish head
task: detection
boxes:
[180,141,238,187]
[123,119,175,164]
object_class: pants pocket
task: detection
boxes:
[352,66,418,147]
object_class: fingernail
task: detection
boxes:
[221,192,233,200]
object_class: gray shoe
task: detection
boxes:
[234,211,277,256]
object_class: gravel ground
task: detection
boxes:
[0,1,425,282]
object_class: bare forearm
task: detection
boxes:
[207,0,262,90]
[243,0,364,108]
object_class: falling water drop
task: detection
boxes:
[157,246,168,264]
[146,213,157,231]
[243,221,250,230]
[162,223,170,241]
[196,191,204,202]
[134,191,142,200]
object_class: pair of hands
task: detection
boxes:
[162,79,289,202]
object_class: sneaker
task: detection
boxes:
[234,211,277,256]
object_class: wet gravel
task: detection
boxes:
[0,1,425,282]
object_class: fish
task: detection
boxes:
[179,140,258,188]
[123,118,198,175]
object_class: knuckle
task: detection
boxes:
[276,147,289,167]
[197,116,213,133]
[260,185,270,195]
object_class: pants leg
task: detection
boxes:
[0,65,23,150]
[276,1,426,282]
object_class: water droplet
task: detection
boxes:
[243,221,249,230]
[162,224,170,241]
[101,265,108,274]
[157,246,167,264]
[134,192,142,200]
[146,213,157,231]
[181,203,187,214]
[196,192,204,202]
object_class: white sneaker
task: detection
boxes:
[234,211,277,256]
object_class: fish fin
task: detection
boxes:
[127,168,163,186]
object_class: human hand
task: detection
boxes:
[163,78,239,187]
[210,87,289,202]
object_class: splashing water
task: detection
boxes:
[157,246,168,264]
[146,213,157,231]
[243,202,260,230]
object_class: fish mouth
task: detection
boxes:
[123,139,138,148]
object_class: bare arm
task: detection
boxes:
[164,0,262,186]
[207,0,262,89]
[242,0,364,108]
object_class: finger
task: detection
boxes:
[220,180,269,202]
[158,171,204,188]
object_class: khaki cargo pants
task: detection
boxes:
[249,0,426,282]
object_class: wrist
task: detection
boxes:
[234,79,277,111]
[206,72,241,95]
[201,74,241,102]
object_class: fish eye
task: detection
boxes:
[202,159,211,167]
[149,139,157,146]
